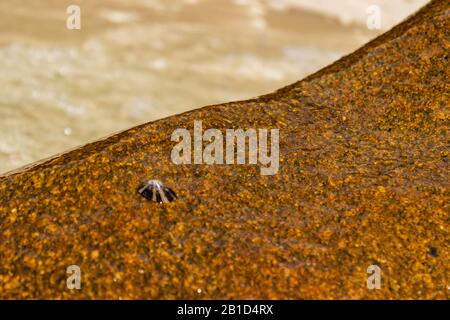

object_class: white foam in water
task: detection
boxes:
[262,0,429,29]
[0,0,429,173]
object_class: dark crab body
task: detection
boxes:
[138,179,177,203]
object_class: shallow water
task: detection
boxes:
[0,0,427,174]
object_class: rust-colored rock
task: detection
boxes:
[0,0,448,299]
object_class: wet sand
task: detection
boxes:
[0,0,448,299]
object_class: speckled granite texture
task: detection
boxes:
[0,0,448,299]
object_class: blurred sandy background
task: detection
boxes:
[0,0,428,173]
